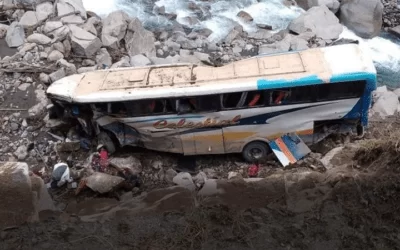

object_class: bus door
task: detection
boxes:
[177,96,225,155]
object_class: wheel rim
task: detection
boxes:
[249,148,263,159]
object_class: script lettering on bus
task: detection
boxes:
[153,115,241,129]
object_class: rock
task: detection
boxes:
[95,48,112,67]
[110,56,131,68]
[23,52,34,62]
[224,29,240,44]
[165,40,181,51]
[257,23,273,30]
[173,172,196,191]
[228,171,242,180]
[19,11,39,28]
[193,171,207,187]
[55,141,80,152]
[69,24,102,57]
[36,1,54,22]
[77,66,97,73]
[82,59,95,66]
[48,50,64,62]
[389,25,400,38]
[18,83,30,91]
[164,168,178,183]
[80,16,99,36]
[52,41,65,53]
[296,0,340,13]
[14,145,28,160]
[27,33,51,45]
[320,147,344,169]
[181,16,200,26]
[130,54,151,67]
[0,24,8,39]
[372,90,400,118]
[57,0,87,23]
[339,0,383,39]
[0,162,55,230]
[42,21,64,34]
[259,34,291,55]
[290,37,309,50]
[39,73,50,84]
[193,51,210,64]
[109,156,142,175]
[63,40,71,57]
[85,172,125,194]
[57,59,77,75]
[289,5,342,40]
[125,18,156,57]
[248,29,273,40]
[29,89,49,116]
[19,43,36,54]
[151,160,163,170]
[237,10,253,22]
[5,22,25,48]
[102,10,130,49]
[49,68,66,82]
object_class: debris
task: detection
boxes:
[173,172,196,191]
[268,133,311,167]
[50,162,73,188]
[247,163,260,177]
[54,141,80,152]
[83,172,125,194]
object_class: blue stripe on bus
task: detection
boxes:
[256,72,377,127]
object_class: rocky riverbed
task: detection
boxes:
[0,0,400,249]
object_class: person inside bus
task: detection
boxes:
[177,98,196,113]
[274,90,291,105]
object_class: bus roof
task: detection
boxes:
[46,44,377,103]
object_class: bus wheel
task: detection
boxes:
[242,141,270,162]
[97,132,116,154]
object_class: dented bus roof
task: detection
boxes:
[46,44,377,103]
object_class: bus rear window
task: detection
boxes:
[317,81,365,101]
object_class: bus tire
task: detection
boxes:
[242,141,270,162]
[98,132,117,154]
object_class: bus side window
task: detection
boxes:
[94,103,108,113]
[270,89,291,105]
[110,102,127,114]
[222,92,243,109]
[245,91,265,107]
[196,95,219,112]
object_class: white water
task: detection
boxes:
[82,0,400,86]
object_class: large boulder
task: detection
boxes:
[69,24,102,57]
[289,5,343,40]
[0,162,55,230]
[296,0,340,13]
[0,24,8,39]
[101,10,130,49]
[124,18,156,57]
[5,22,25,48]
[27,33,52,45]
[19,11,40,28]
[57,0,86,24]
[36,1,54,22]
[339,0,383,39]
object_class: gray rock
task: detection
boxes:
[39,52,48,59]
[296,0,340,13]
[125,18,156,57]
[82,59,95,66]
[14,145,28,160]
[29,89,49,117]
[69,24,102,57]
[27,33,51,45]
[12,9,25,20]
[340,0,383,39]
[130,54,151,67]
[49,68,66,82]
[173,172,196,191]
[259,34,291,55]
[80,16,100,36]
[19,11,40,28]
[289,5,343,40]
[77,66,97,73]
[57,0,87,20]
[18,83,30,91]
[165,40,181,51]
[0,24,8,39]
[165,168,178,183]
[109,156,142,175]
[193,51,210,64]
[290,37,309,50]
[95,48,112,67]
[237,10,253,22]
[57,59,77,75]
[224,29,240,44]
[248,29,273,40]
[42,21,64,34]
[5,22,25,48]
[176,36,197,49]
[39,73,50,84]
[48,50,64,62]
[193,171,207,187]
[85,172,125,194]
[52,41,65,53]
[110,56,131,68]
[63,40,72,57]
[101,10,130,49]
[23,52,34,62]
[36,1,54,22]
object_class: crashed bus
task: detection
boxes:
[46,43,377,162]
